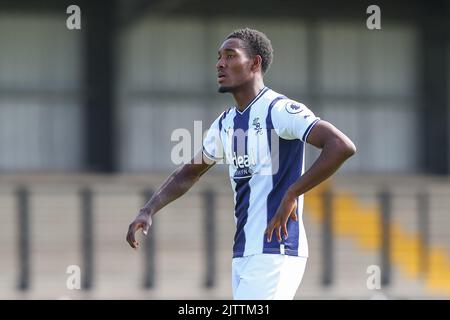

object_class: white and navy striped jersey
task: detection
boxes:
[203,87,320,258]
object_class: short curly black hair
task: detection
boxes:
[225,28,273,74]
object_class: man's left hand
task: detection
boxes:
[265,191,298,243]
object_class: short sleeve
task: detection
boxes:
[270,99,320,142]
[202,113,225,161]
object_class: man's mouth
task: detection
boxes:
[217,73,226,80]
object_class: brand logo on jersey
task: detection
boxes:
[252,118,263,135]
[285,102,304,114]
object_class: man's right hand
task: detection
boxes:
[126,210,152,249]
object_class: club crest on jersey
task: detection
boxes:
[252,117,263,135]
[285,102,304,114]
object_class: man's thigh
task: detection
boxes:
[232,254,307,300]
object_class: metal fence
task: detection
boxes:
[11,183,434,292]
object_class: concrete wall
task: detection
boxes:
[0,13,433,173]
[117,17,420,173]
[0,14,83,171]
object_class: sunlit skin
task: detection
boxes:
[126,36,356,249]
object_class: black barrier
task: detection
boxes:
[83,1,117,173]
[203,189,216,288]
[322,189,333,286]
[12,184,427,295]
[379,189,391,286]
[418,191,430,276]
[142,189,156,289]
[17,187,30,291]
[80,188,94,290]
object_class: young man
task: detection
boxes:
[126,28,356,299]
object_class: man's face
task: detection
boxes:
[216,38,256,93]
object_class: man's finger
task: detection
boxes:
[127,223,141,248]
[127,233,136,248]
[265,228,272,242]
[292,212,298,221]
[276,226,282,242]
[282,224,288,239]
[143,222,150,235]
[126,232,136,249]
[290,210,298,221]
[265,224,274,242]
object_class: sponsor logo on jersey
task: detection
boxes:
[231,152,256,169]
[231,152,256,179]
[233,167,253,179]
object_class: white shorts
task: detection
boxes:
[232,254,307,300]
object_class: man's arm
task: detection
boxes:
[126,151,215,248]
[265,120,356,242]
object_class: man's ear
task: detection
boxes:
[251,55,263,72]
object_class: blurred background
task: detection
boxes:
[0,0,449,299]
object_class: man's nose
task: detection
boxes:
[216,57,225,69]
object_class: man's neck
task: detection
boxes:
[232,81,266,112]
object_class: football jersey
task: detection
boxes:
[203,87,320,258]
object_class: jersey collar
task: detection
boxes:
[235,87,269,115]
